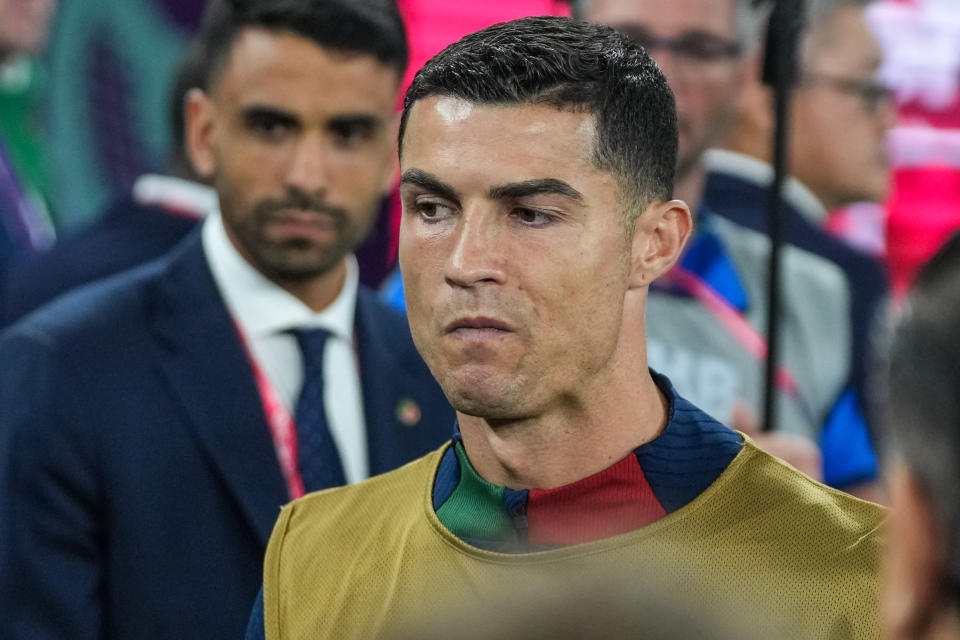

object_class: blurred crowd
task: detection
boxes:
[1,0,959,639]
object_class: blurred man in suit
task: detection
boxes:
[702,0,894,441]
[1,34,398,327]
[0,1,454,639]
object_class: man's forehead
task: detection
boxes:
[401,97,611,196]
[586,0,738,36]
[204,28,399,126]
[403,97,598,160]
[213,27,400,96]
[806,6,883,74]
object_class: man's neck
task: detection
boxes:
[457,353,668,490]
[222,223,349,312]
[276,260,348,313]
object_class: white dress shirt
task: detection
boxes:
[202,211,369,485]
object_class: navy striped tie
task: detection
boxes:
[290,328,346,493]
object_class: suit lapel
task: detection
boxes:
[148,233,288,546]
[354,289,405,476]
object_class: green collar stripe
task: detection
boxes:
[435,443,516,543]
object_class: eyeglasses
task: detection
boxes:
[802,74,895,113]
[614,25,744,63]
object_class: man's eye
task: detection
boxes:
[332,123,372,147]
[247,115,293,140]
[512,208,555,226]
[417,201,456,221]
[674,36,742,61]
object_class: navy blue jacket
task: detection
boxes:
[0,193,199,328]
[0,232,454,640]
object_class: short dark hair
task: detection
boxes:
[196,0,408,91]
[399,15,678,222]
[884,231,960,607]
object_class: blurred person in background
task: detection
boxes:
[0,43,215,327]
[249,16,884,640]
[0,0,57,271]
[882,232,960,640]
[580,0,879,493]
[0,31,399,327]
[703,0,895,457]
[0,1,454,639]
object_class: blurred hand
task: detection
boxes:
[730,401,823,482]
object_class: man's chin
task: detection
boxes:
[253,246,348,283]
[444,383,527,421]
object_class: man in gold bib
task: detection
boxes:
[248,14,885,640]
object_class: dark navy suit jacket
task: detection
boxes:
[704,169,890,407]
[0,232,454,640]
[0,193,199,328]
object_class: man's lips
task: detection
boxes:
[443,316,514,339]
[270,208,337,225]
[264,209,337,239]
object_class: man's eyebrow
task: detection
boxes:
[399,169,460,203]
[328,113,383,131]
[241,105,299,125]
[489,178,585,204]
[399,172,585,206]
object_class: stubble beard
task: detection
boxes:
[430,353,542,423]
[225,193,369,283]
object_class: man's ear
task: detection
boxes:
[185,88,218,181]
[628,199,692,289]
[380,110,402,196]
[884,464,946,640]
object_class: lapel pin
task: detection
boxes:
[396,398,421,427]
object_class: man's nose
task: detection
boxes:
[875,95,898,133]
[444,210,507,288]
[285,134,330,195]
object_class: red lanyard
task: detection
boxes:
[233,322,305,500]
[658,266,816,423]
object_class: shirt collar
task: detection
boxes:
[431,372,744,551]
[132,174,217,220]
[702,148,828,225]
[202,209,358,342]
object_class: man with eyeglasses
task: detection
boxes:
[579,0,752,208]
[579,0,882,495]
[707,0,895,229]
[701,0,894,496]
